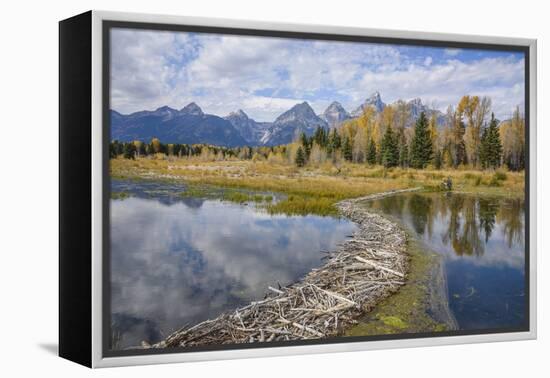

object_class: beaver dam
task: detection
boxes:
[133,188,418,349]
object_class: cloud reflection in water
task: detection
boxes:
[110,195,357,349]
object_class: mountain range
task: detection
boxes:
[111,92,445,147]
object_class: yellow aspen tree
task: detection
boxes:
[500,107,525,171]
[133,140,143,157]
[151,137,161,153]
[458,95,490,167]
[380,105,396,130]
[428,114,438,150]
[352,126,367,163]
[394,100,409,143]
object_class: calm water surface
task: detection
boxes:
[362,192,526,331]
[109,180,357,349]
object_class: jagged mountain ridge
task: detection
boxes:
[351,91,386,116]
[110,103,248,147]
[260,102,328,146]
[224,109,271,145]
[405,98,446,127]
[111,93,446,147]
[321,101,351,127]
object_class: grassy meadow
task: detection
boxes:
[110,156,524,217]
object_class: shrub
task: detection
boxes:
[488,175,503,187]
[494,171,507,181]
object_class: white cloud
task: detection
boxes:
[242,96,307,120]
[110,29,525,121]
[110,28,195,112]
[424,56,433,66]
[444,48,462,56]
[356,56,524,118]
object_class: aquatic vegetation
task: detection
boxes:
[222,191,251,203]
[111,191,130,200]
[346,225,449,336]
[179,184,275,206]
[379,316,408,329]
[266,195,338,217]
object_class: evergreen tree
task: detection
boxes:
[295,146,306,167]
[366,138,377,165]
[399,143,409,168]
[488,120,503,168]
[116,142,124,156]
[172,144,181,157]
[136,141,146,157]
[342,136,353,162]
[480,128,489,168]
[110,140,120,158]
[328,129,341,151]
[123,142,136,160]
[380,126,399,168]
[480,113,503,169]
[300,132,311,158]
[313,126,328,147]
[181,145,189,157]
[410,112,433,169]
[326,135,334,156]
[159,142,167,155]
[453,120,466,167]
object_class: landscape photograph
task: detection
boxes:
[107,27,527,352]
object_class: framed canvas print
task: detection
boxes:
[59,10,537,368]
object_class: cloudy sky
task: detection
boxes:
[110,28,525,121]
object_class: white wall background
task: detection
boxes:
[0,0,546,376]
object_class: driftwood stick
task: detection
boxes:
[354,256,405,278]
[268,286,284,295]
[278,317,324,337]
[313,285,358,306]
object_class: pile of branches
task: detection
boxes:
[150,188,417,349]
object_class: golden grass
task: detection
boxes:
[110,158,525,215]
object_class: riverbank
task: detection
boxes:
[346,217,457,336]
[111,158,525,217]
[140,188,417,349]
